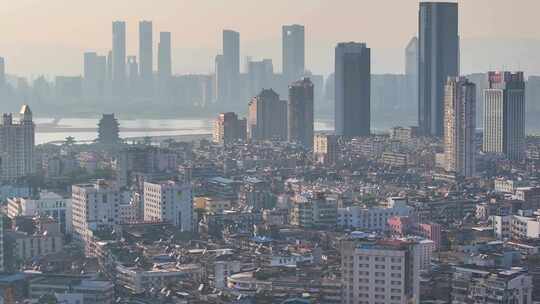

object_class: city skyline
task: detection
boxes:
[2,0,540,77]
[2,2,540,303]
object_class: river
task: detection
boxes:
[34,117,335,145]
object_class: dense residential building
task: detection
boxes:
[341,237,421,304]
[443,77,476,178]
[4,6,540,304]
[483,71,526,160]
[6,217,64,261]
[7,191,71,233]
[314,134,338,165]
[391,126,418,142]
[287,77,314,149]
[452,266,532,304]
[247,89,287,141]
[282,24,305,82]
[97,113,121,144]
[29,275,114,304]
[338,197,413,231]
[418,2,459,137]
[212,112,247,145]
[0,105,35,182]
[143,181,193,232]
[335,42,371,137]
[71,180,125,245]
[242,177,273,211]
[116,263,204,294]
[290,193,338,229]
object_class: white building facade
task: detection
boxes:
[144,181,193,232]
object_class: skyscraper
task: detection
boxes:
[138,21,153,81]
[483,71,526,160]
[405,37,418,108]
[418,2,459,137]
[221,30,240,104]
[83,52,106,97]
[247,59,273,97]
[314,134,338,165]
[127,56,139,92]
[157,32,172,98]
[215,54,226,103]
[158,32,172,80]
[405,37,418,78]
[282,24,305,82]
[106,50,113,82]
[444,77,476,178]
[0,57,5,87]
[213,112,247,145]
[112,21,126,89]
[288,77,314,149]
[0,105,35,182]
[223,30,240,78]
[334,42,371,137]
[247,89,287,141]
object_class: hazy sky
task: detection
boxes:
[2,0,540,78]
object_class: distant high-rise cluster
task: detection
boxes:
[0,105,35,182]
[483,71,526,160]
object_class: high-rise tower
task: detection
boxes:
[444,77,476,178]
[0,105,35,181]
[418,2,459,137]
[335,42,371,137]
[483,71,526,160]
[112,21,126,92]
[247,89,287,142]
[282,24,305,82]
[139,21,153,80]
[288,78,314,149]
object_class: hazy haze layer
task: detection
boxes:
[2,0,539,77]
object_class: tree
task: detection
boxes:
[64,136,76,146]
[38,294,58,304]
